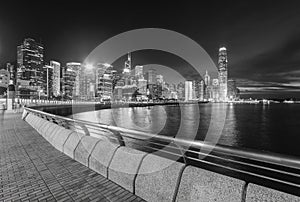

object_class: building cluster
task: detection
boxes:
[0,38,239,102]
[176,47,240,102]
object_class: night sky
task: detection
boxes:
[0,1,300,98]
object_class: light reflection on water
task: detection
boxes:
[73,103,300,157]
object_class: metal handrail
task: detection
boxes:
[24,107,300,170]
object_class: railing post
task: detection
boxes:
[110,130,125,146]
[78,123,90,136]
[22,109,29,120]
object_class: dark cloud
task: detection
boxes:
[232,31,300,96]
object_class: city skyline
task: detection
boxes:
[2,38,237,102]
[0,2,300,98]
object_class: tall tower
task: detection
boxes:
[50,61,61,97]
[146,69,157,85]
[123,53,131,74]
[218,46,228,101]
[17,38,44,98]
[63,62,81,98]
[135,65,143,79]
[185,81,193,101]
[204,70,210,86]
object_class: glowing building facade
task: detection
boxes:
[17,38,44,98]
[146,69,157,85]
[218,47,228,101]
[135,65,143,79]
[50,61,61,97]
[63,62,81,98]
[0,69,10,88]
[185,81,193,101]
[96,63,113,100]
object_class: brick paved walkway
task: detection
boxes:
[0,112,145,202]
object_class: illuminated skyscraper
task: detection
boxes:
[123,53,131,75]
[43,64,53,98]
[135,65,143,79]
[218,46,228,101]
[199,80,205,101]
[0,69,9,88]
[50,61,61,97]
[17,38,44,98]
[227,79,239,100]
[63,62,81,98]
[156,74,164,84]
[146,69,157,85]
[212,78,219,101]
[177,82,185,100]
[138,78,147,95]
[185,81,193,101]
[6,63,16,85]
[96,63,113,100]
[204,70,210,86]
[204,70,211,100]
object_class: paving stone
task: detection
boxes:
[1,112,145,202]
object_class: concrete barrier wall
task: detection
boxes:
[176,166,245,202]
[25,113,300,202]
[50,127,74,152]
[135,153,185,202]
[246,183,300,202]
[35,117,48,133]
[89,139,120,177]
[108,147,147,193]
[63,132,85,159]
[74,136,101,166]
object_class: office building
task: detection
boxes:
[177,82,185,100]
[123,53,131,75]
[6,63,16,85]
[146,69,157,85]
[199,80,205,101]
[156,74,164,84]
[204,70,211,86]
[97,64,113,100]
[218,46,228,101]
[227,79,239,100]
[135,65,143,79]
[212,78,219,101]
[148,84,162,99]
[138,78,147,95]
[43,64,53,98]
[17,38,44,98]
[63,62,81,98]
[50,61,61,97]
[185,81,193,101]
[0,69,10,88]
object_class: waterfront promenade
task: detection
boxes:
[0,111,144,202]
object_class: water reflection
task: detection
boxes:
[219,103,238,146]
[73,103,300,157]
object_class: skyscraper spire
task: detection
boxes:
[123,52,131,74]
[128,52,131,62]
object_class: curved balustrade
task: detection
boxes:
[22,107,300,201]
